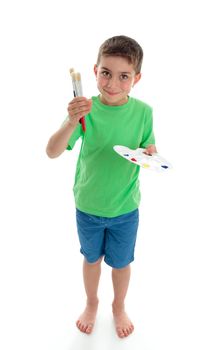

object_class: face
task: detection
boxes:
[94,56,141,106]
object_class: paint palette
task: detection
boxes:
[113,145,172,172]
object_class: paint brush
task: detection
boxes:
[69,68,86,132]
[69,68,77,97]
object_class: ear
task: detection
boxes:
[132,73,141,87]
[94,64,98,77]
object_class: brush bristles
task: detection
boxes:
[69,69,82,96]
[70,71,76,81]
[74,72,81,81]
[70,70,81,82]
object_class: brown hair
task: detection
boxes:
[96,35,143,74]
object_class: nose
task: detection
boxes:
[106,76,119,88]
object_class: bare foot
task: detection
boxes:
[112,304,134,338]
[76,300,99,334]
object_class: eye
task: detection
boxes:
[100,70,111,79]
[120,74,129,81]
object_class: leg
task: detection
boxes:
[76,257,102,334]
[112,264,134,338]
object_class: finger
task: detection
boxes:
[68,101,91,113]
[144,145,157,154]
[75,100,92,109]
[143,150,151,155]
[68,96,88,105]
[68,105,91,116]
[68,109,91,121]
[143,150,154,156]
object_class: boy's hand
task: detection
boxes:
[67,97,92,126]
[143,144,157,155]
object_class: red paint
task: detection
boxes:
[80,117,86,132]
[131,158,137,162]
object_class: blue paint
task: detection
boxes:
[124,154,129,157]
[161,165,168,169]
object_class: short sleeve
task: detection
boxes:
[140,107,155,148]
[62,116,83,150]
[67,123,83,150]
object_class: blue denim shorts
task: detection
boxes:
[76,208,139,269]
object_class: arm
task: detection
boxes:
[46,97,92,158]
[46,120,78,158]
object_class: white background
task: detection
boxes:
[0,0,221,349]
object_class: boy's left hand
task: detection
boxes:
[143,144,157,155]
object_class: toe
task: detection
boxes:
[85,323,93,334]
[76,320,81,329]
[80,324,86,332]
[129,324,134,333]
[83,325,88,332]
[117,327,125,338]
[127,328,132,335]
[123,328,129,337]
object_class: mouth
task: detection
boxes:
[104,89,120,96]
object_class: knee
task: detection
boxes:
[112,263,130,271]
[85,256,103,266]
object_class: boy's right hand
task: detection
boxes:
[67,97,92,126]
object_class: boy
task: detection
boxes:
[46,35,157,338]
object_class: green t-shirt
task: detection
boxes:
[67,95,155,217]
